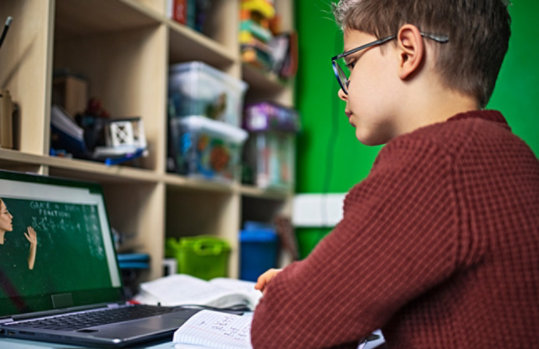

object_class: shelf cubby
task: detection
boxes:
[0,0,295,280]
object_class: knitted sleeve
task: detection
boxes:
[251,137,462,348]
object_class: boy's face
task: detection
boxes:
[338,29,401,145]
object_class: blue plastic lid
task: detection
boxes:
[240,229,278,242]
[243,221,274,231]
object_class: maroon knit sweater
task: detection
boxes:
[251,110,539,348]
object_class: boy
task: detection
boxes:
[251,0,539,348]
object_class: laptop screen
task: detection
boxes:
[0,171,123,317]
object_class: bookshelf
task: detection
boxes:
[0,0,295,280]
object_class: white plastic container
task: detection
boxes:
[242,102,299,189]
[168,62,248,126]
[169,115,248,182]
[244,132,296,189]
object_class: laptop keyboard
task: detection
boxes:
[7,305,178,331]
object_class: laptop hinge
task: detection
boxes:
[11,303,111,321]
[0,317,14,324]
[106,302,124,309]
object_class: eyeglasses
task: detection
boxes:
[331,32,449,94]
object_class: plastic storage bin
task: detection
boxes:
[169,115,248,182]
[239,222,279,282]
[165,236,231,280]
[242,102,300,189]
[168,61,248,126]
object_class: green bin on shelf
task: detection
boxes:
[166,236,230,280]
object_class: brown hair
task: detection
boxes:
[333,0,511,107]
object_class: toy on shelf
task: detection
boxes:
[242,102,300,189]
[93,117,148,166]
[239,1,298,78]
[241,0,275,19]
[239,0,276,72]
[50,94,148,166]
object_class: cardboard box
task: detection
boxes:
[53,75,88,118]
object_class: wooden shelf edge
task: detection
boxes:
[163,173,235,193]
[0,148,44,165]
[54,0,162,41]
[0,149,158,183]
[0,150,291,199]
[121,0,164,21]
[167,19,237,67]
[241,63,289,93]
[238,184,292,200]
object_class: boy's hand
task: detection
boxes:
[254,268,282,294]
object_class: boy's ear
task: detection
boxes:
[396,24,425,80]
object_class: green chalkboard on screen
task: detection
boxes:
[0,197,112,307]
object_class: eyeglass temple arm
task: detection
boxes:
[420,32,449,43]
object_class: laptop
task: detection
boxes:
[0,170,199,348]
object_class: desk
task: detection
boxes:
[0,330,385,349]
[0,337,174,348]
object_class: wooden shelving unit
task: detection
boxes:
[0,0,295,280]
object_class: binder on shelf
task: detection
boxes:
[117,253,150,270]
[0,89,13,149]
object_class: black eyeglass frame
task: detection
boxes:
[331,32,449,94]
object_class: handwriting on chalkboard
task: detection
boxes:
[27,200,105,258]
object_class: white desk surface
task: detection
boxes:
[0,330,385,349]
[0,337,175,348]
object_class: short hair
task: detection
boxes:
[333,0,511,108]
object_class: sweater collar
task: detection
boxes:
[447,110,510,130]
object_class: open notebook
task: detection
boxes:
[0,170,198,347]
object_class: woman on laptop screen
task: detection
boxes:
[0,198,38,270]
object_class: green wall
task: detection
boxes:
[293,0,539,258]
[488,1,539,153]
[294,1,381,196]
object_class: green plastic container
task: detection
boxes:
[166,236,231,280]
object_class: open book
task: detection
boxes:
[173,310,253,349]
[172,310,381,349]
[134,274,262,310]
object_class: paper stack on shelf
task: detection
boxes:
[50,105,86,157]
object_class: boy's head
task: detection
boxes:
[333,0,511,108]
